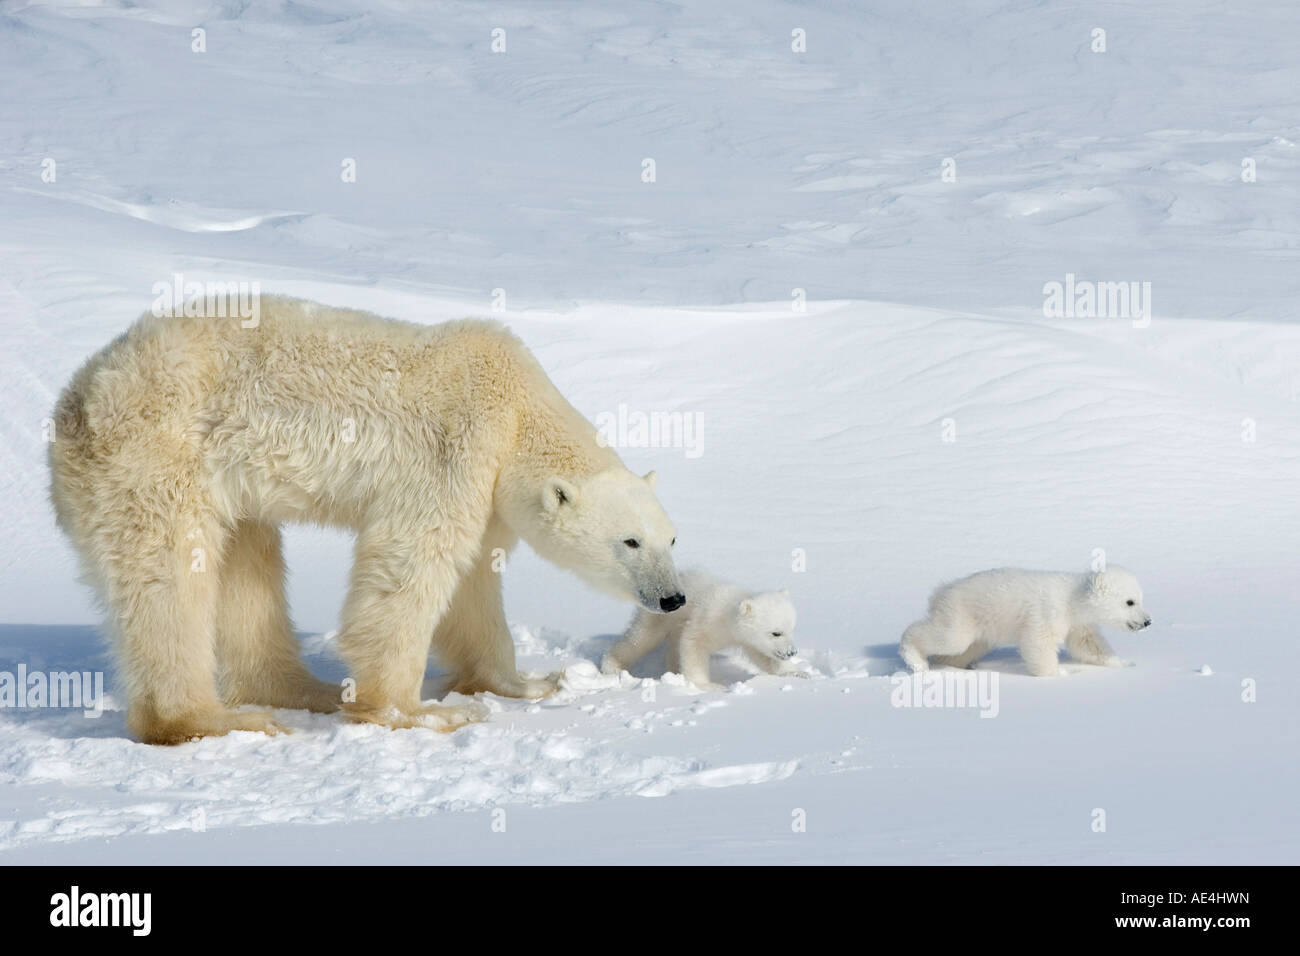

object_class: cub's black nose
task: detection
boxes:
[1144,618,1152,627]
[660,593,686,613]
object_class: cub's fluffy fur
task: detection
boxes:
[899,566,1151,676]
[602,569,801,690]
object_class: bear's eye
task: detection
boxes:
[1126,600,1135,606]
[671,537,676,547]
[771,631,782,637]
[623,538,640,549]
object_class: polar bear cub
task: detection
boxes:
[602,569,802,690]
[898,566,1151,677]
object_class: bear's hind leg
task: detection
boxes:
[933,637,995,669]
[899,617,970,672]
[676,625,725,691]
[99,497,288,744]
[1065,625,1124,667]
[215,520,340,714]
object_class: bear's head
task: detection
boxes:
[736,589,798,662]
[1084,567,1151,632]
[507,466,684,614]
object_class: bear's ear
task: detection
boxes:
[642,470,658,491]
[542,476,579,515]
[1087,571,1109,596]
[738,600,753,617]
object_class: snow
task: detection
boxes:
[1,0,1298,863]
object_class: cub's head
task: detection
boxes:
[1085,567,1151,632]
[519,467,683,613]
[736,589,798,661]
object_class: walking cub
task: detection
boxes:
[602,569,802,690]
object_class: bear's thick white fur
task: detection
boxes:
[601,569,801,691]
[898,567,1151,676]
[49,296,683,743]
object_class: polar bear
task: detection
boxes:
[49,296,684,744]
[898,566,1151,677]
[601,569,802,690]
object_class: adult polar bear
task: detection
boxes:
[50,296,684,744]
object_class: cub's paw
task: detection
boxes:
[1025,665,1063,677]
[900,654,929,673]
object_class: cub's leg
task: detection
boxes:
[740,646,807,678]
[338,513,487,731]
[438,516,554,699]
[676,625,726,692]
[216,520,340,713]
[1018,619,1064,677]
[899,614,972,672]
[933,637,995,669]
[1065,625,1123,667]
[602,610,676,675]
[898,620,935,671]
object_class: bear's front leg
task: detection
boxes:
[337,518,487,731]
[1018,623,1064,677]
[1065,625,1125,667]
[677,627,726,692]
[741,646,807,678]
[438,517,557,699]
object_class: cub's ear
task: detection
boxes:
[1087,571,1109,596]
[739,600,753,617]
[542,477,580,515]
[642,470,658,491]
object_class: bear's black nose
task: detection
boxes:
[660,593,686,613]
[1144,618,1152,627]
